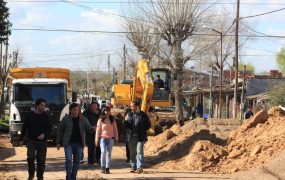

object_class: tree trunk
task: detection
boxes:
[174,42,184,125]
[0,76,6,117]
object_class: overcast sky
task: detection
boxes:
[6,0,285,73]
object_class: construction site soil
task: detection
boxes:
[1,107,284,179]
[145,106,285,178]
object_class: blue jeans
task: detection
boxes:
[64,143,83,180]
[100,138,114,168]
[129,136,145,169]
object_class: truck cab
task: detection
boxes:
[8,68,72,146]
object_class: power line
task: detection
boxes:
[12,28,285,39]
[240,7,285,19]
[12,28,134,34]
[7,0,285,5]
[20,49,123,57]
[61,0,152,23]
[22,52,122,62]
[239,21,285,46]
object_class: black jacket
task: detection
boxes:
[83,108,100,127]
[83,108,100,143]
[124,111,151,142]
[21,111,51,141]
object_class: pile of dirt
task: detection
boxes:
[214,107,285,173]
[231,150,285,180]
[146,107,285,174]
[157,140,228,172]
[145,125,225,168]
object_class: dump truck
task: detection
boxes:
[8,67,75,146]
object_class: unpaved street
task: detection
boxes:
[0,144,229,180]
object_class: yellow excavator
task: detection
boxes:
[111,59,172,135]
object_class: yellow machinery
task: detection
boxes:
[9,67,71,87]
[111,59,172,135]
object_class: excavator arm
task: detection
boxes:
[111,58,172,135]
[132,59,154,112]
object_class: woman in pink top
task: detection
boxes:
[95,107,118,174]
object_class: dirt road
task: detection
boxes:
[0,144,229,180]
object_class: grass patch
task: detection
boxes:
[0,115,9,131]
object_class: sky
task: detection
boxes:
[5,0,285,73]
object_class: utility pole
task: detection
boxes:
[240,65,246,120]
[209,65,213,118]
[108,54,110,76]
[4,39,8,71]
[234,0,240,119]
[0,42,2,70]
[123,44,126,79]
[112,67,117,84]
[212,28,223,119]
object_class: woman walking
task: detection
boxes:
[95,107,118,174]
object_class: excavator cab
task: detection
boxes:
[151,68,172,107]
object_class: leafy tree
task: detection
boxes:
[268,85,285,106]
[0,0,12,42]
[0,0,12,116]
[238,62,255,74]
[276,48,285,74]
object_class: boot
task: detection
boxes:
[28,172,34,180]
[105,168,110,174]
[101,167,105,173]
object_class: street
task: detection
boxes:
[0,144,229,180]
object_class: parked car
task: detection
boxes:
[98,99,113,109]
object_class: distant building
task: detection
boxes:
[245,70,285,112]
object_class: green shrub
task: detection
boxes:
[268,86,285,106]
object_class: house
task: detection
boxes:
[245,71,285,111]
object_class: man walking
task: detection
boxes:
[124,101,151,174]
[83,101,101,165]
[20,98,51,180]
[56,103,95,180]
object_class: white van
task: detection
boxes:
[98,99,111,109]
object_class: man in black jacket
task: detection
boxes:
[124,101,151,174]
[82,101,101,165]
[20,98,51,180]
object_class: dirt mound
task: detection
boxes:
[231,150,285,180]
[145,128,180,155]
[158,140,228,172]
[181,118,239,140]
[215,107,285,173]
[147,107,285,174]
[146,128,225,168]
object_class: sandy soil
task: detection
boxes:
[0,138,228,180]
[144,107,285,179]
[1,106,285,179]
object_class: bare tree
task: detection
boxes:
[128,0,211,123]
[192,8,251,72]
[0,48,20,116]
[122,3,161,60]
